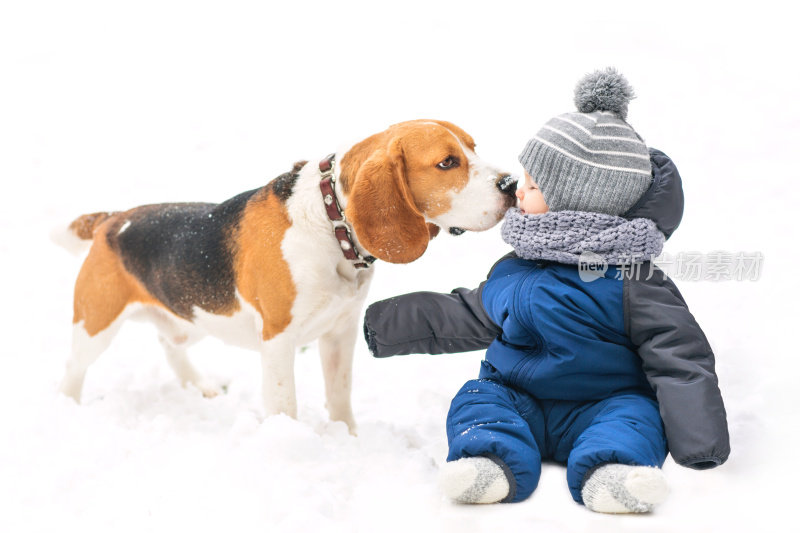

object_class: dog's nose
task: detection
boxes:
[496,173,517,196]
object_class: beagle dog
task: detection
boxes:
[60,119,517,431]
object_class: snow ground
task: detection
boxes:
[1,2,798,532]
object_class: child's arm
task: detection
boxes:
[363,283,502,358]
[625,263,731,469]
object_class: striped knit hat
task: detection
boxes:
[518,68,652,216]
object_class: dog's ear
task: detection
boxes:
[346,139,430,264]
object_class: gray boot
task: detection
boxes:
[439,456,511,504]
[581,464,669,513]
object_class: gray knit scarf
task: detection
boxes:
[501,208,664,265]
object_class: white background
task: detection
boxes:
[1,1,798,531]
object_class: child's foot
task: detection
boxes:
[439,456,511,504]
[581,464,669,514]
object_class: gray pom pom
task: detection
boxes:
[573,67,635,120]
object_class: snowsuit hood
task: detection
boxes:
[623,148,685,240]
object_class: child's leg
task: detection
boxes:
[443,379,544,503]
[562,394,668,512]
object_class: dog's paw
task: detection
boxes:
[191,379,222,398]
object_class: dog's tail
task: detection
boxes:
[51,211,118,255]
[68,212,117,240]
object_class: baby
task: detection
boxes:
[363,69,729,513]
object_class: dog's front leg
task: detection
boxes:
[260,334,298,419]
[319,309,360,434]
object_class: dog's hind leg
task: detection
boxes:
[159,335,220,398]
[61,236,133,402]
[60,319,123,402]
[148,309,219,397]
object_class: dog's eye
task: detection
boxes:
[437,156,459,170]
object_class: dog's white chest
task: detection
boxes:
[290,265,374,346]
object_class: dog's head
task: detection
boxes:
[340,119,516,264]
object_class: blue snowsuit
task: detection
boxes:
[364,149,729,504]
[445,258,667,502]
